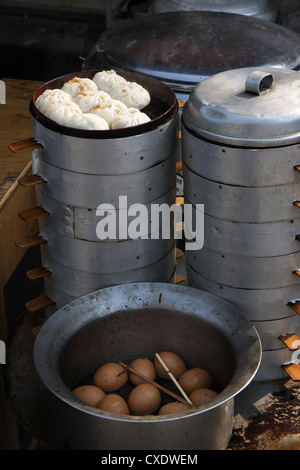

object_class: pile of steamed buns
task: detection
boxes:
[35,70,151,130]
[71,351,219,417]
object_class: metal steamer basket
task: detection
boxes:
[148,0,278,22]
[21,70,178,314]
[32,282,261,450]
[82,11,300,101]
[182,67,300,381]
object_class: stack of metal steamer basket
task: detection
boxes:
[182,67,300,381]
[20,70,178,316]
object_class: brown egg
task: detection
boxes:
[158,401,191,415]
[178,368,212,394]
[154,351,186,379]
[92,362,128,391]
[98,393,130,415]
[129,358,156,385]
[189,388,219,406]
[72,384,106,407]
[128,383,161,415]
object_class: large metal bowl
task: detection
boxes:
[33,282,261,450]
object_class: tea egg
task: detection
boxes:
[158,401,191,415]
[98,393,130,415]
[92,362,128,391]
[128,383,161,415]
[154,351,186,379]
[129,358,156,385]
[178,368,212,394]
[189,388,219,406]
[71,384,106,407]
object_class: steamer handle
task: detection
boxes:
[8,137,43,153]
[245,71,274,95]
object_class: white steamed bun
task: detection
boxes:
[111,107,151,129]
[61,77,98,97]
[35,89,72,114]
[67,113,110,130]
[108,81,151,110]
[92,70,127,93]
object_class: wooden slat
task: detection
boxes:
[279,333,300,350]
[19,206,49,222]
[18,174,46,187]
[176,248,184,259]
[281,363,300,381]
[287,301,300,315]
[175,274,186,284]
[293,269,300,277]
[25,294,55,312]
[15,234,47,249]
[294,165,300,172]
[176,162,183,172]
[293,201,300,208]
[26,266,52,280]
[8,137,43,153]
[178,99,186,109]
[176,196,184,206]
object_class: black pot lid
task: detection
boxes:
[148,0,278,22]
[90,11,300,94]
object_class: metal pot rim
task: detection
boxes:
[33,282,261,422]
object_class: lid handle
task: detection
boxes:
[245,71,273,95]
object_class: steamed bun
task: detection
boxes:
[92,70,127,93]
[109,82,151,110]
[61,77,98,97]
[35,89,72,114]
[90,99,127,127]
[43,101,82,125]
[67,112,110,130]
[73,90,112,113]
[111,107,151,129]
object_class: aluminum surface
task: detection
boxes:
[148,0,278,21]
[39,226,174,274]
[41,246,175,310]
[31,117,177,175]
[185,206,300,258]
[182,67,300,147]
[181,126,300,187]
[32,152,176,209]
[254,348,294,381]
[183,164,300,223]
[84,12,300,100]
[186,246,299,290]
[186,263,300,322]
[36,186,175,241]
[252,315,300,350]
[33,282,261,450]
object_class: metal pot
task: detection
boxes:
[83,12,300,101]
[29,70,178,313]
[148,0,278,22]
[182,66,300,380]
[33,282,261,450]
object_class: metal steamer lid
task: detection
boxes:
[89,11,300,96]
[148,0,278,21]
[182,67,300,147]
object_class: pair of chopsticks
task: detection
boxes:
[118,353,194,407]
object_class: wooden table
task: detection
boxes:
[0,78,42,449]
